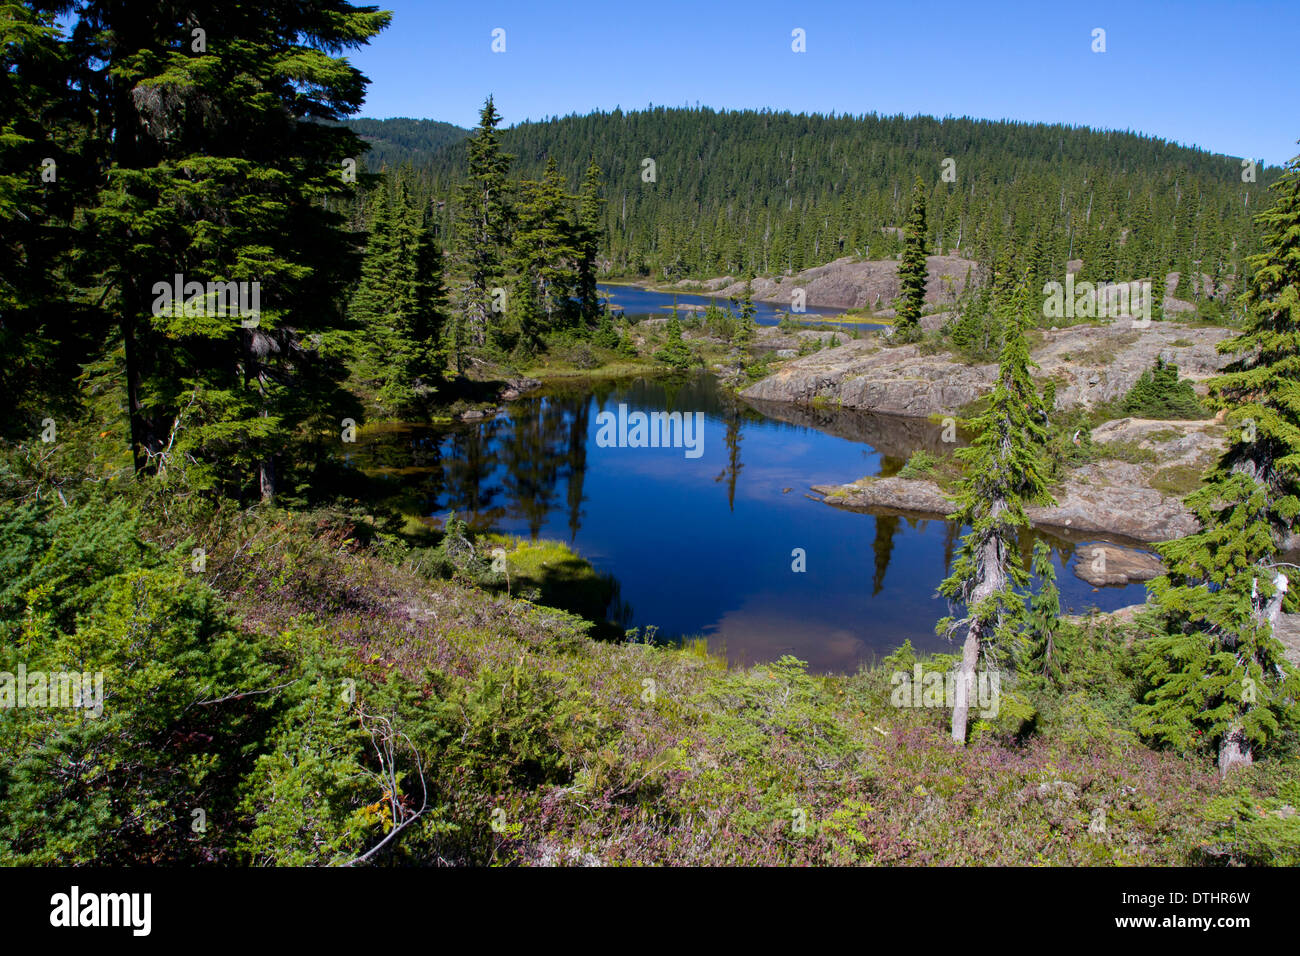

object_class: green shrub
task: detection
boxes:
[1121,356,1208,419]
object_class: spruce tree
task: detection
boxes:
[653,312,692,370]
[938,272,1055,742]
[511,157,579,344]
[350,174,448,413]
[575,159,606,328]
[731,278,757,346]
[895,176,928,342]
[1023,539,1063,684]
[454,96,513,364]
[1137,151,1300,775]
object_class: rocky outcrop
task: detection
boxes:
[813,476,953,517]
[500,377,542,401]
[1024,462,1200,541]
[1275,614,1300,667]
[742,322,1234,418]
[813,418,1227,544]
[1073,544,1165,586]
[673,255,978,311]
[743,338,995,417]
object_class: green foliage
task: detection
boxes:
[653,314,694,370]
[1022,540,1063,685]
[897,449,942,480]
[349,171,449,414]
[1202,766,1300,865]
[730,280,757,346]
[1137,151,1300,769]
[70,2,390,501]
[374,107,1275,286]
[1120,356,1208,419]
[895,176,928,341]
[947,271,1002,362]
[0,565,276,864]
[453,96,514,365]
[938,272,1055,674]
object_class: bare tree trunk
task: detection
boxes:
[1261,570,1288,627]
[951,508,1008,743]
[1220,570,1289,776]
[951,619,982,743]
[258,449,275,503]
[1218,725,1251,776]
[256,367,275,503]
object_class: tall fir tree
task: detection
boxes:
[454,96,513,365]
[349,173,448,413]
[510,157,579,349]
[575,158,606,328]
[1136,150,1300,775]
[938,272,1055,742]
[895,175,928,341]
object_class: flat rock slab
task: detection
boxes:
[815,462,1196,543]
[1025,462,1199,541]
[813,476,953,517]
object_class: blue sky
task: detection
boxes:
[346,0,1299,167]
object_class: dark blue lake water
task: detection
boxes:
[353,374,1147,673]
[599,282,885,331]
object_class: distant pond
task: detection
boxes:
[599,282,887,331]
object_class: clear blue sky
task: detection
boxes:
[347,0,1298,167]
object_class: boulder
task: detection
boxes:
[1073,544,1165,586]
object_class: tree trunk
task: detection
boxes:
[122,293,147,474]
[951,618,982,743]
[256,365,275,503]
[1218,724,1252,777]
[1218,570,1288,777]
[951,499,1009,744]
[258,454,275,503]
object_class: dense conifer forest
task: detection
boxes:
[349,108,1279,293]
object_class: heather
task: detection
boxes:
[4,435,1295,865]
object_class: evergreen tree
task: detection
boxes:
[0,4,92,427]
[510,157,579,346]
[1137,151,1300,775]
[454,96,513,364]
[938,273,1055,742]
[349,173,448,413]
[730,279,757,346]
[575,158,606,328]
[654,312,692,370]
[74,0,390,500]
[1022,539,1063,683]
[1128,355,1205,418]
[895,176,928,341]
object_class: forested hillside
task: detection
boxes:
[350,108,1280,293]
[344,117,468,169]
